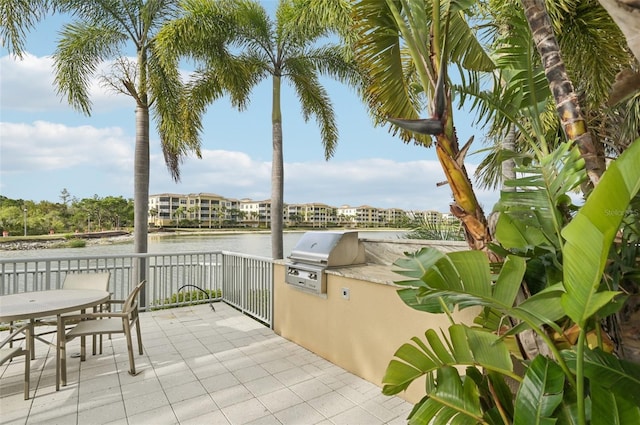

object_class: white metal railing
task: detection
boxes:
[0,251,274,327]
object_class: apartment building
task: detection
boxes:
[150,194,457,228]
[239,199,272,227]
[149,193,235,227]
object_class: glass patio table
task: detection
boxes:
[0,289,111,391]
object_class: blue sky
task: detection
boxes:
[0,3,499,213]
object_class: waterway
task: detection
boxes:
[0,230,408,259]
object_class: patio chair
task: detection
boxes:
[0,323,31,399]
[57,281,145,387]
[28,271,111,358]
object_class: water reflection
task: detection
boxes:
[1,230,407,259]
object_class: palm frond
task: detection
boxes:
[295,45,361,87]
[352,0,431,145]
[0,0,48,57]
[148,44,199,182]
[286,57,338,159]
[554,0,631,110]
[234,0,275,53]
[153,0,236,65]
[53,21,128,115]
[447,7,494,73]
[289,0,356,47]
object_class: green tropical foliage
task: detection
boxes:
[404,215,464,241]
[383,138,640,424]
[469,0,638,191]
[351,0,496,253]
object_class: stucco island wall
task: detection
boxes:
[273,238,478,404]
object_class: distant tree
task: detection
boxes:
[186,206,199,227]
[59,188,71,206]
[149,208,158,227]
[173,206,186,227]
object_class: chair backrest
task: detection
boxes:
[62,272,111,291]
[123,281,145,314]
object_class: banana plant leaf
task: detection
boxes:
[513,355,564,425]
[392,246,561,331]
[496,142,586,257]
[408,366,485,425]
[561,138,640,326]
[392,247,526,313]
[382,324,514,397]
[590,384,640,425]
[562,348,640,407]
[465,367,515,421]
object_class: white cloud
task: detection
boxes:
[0,121,136,203]
[0,53,131,113]
[0,121,133,173]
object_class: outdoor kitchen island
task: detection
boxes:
[273,233,476,404]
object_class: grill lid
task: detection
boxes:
[288,231,365,267]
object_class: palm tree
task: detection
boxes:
[51,0,203,288]
[470,0,637,191]
[519,0,604,189]
[155,0,359,259]
[173,205,185,227]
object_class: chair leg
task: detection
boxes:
[80,335,86,361]
[29,319,36,360]
[123,319,136,376]
[135,315,143,355]
[23,348,30,400]
[61,335,68,387]
[24,324,31,399]
[56,317,62,391]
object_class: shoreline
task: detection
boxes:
[0,228,405,251]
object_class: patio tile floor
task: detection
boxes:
[1,303,411,424]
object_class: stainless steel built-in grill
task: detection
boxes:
[285,231,365,294]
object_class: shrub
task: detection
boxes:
[67,238,86,248]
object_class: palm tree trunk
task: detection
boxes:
[271,74,284,260]
[133,103,149,297]
[133,48,150,304]
[521,0,604,188]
